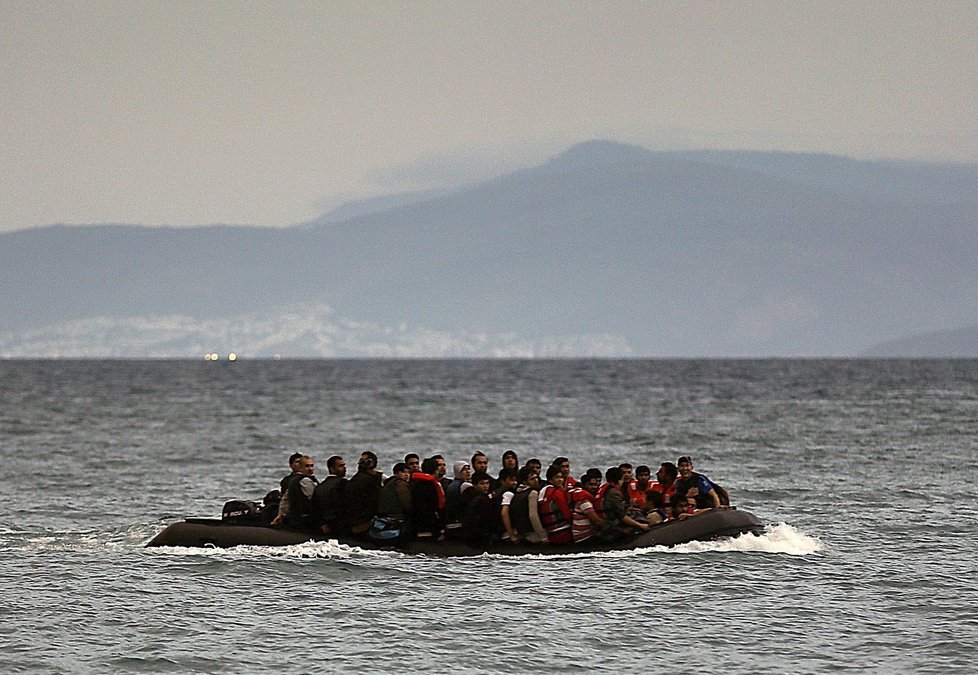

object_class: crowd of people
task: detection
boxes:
[247,450,731,549]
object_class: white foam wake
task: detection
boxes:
[661,522,825,556]
[145,538,393,559]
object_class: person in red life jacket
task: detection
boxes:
[650,461,679,506]
[568,473,604,544]
[538,464,573,544]
[627,465,654,507]
[460,471,495,549]
[550,456,576,490]
[409,456,447,540]
[674,456,725,511]
[596,466,650,540]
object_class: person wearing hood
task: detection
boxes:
[443,461,473,539]
[460,471,495,549]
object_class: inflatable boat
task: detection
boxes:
[146,508,765,556]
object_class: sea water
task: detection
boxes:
[1,359,976,673]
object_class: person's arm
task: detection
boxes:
[501,505,517,542]
[528,493,548,543]
[705,487,721,509]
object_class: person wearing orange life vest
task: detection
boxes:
[538,464,573,544]
[626,464,655,507]
[568,470,604,543]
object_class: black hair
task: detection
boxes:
[421,457,440,475]
[644,490,664,507]
[502,449,519,462]
[518,466,538,484]
[660,462,678,480]
[471,471,492,485]
[677,455,693,466]
[497,467,518,482]
[471,451,488,465]
[605,466,624,484]
[526,458,542,468]
[636,465,651,476]
[289,452,303,465]
[392,462,408,474]
[551,456,569,467]
[404,453,420,463]
[326,455,343,471]
[546,465,563,481]
[619,462,633,470]
[585,467,603,480]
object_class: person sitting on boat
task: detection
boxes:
[596,466,650,540]
[270,452,305,526]
[569,474,603,544]
[503,466,547,544]
[312,455,348,535]
[651,461,679,506]
[627,465,654,507]
[345,451,383,537]
[443,461,473,539]
[550,456,576,489]
[641,489,668,525]
[500,450,520,473]
[257,490,281,525]
[410,457,447,540]
[372,461,413,542]
[539,465,573,545]
[674,456,727,511]
[489,468,519,540]
[460,471,495,549]
[284,455,319,530]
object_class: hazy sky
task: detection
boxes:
[2,1,976,232]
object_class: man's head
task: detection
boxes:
[471,452,489,474]
[298,455,315,476]
[618,463,633,482]
[525,458,542,474]
[453,461,472,481]
[358,451,378,473]
[327,455,347,478]
[404,453,421,473]
[471,471,492,494]
[546,464,565,487]
[605,466,624,486]
[582,473,601,494]
[518,466,539,487]
[552,456,570,477]
[677,456,694,479]
[657,462,678,484]
[635,465,651,484]
[421,457,441,476]
[288,452,304,472]
[497,467,518,491]
[501,450,519,470]
[392,462,411,482]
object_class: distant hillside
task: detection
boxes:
[861,325,978,357]
[2,140,976,357]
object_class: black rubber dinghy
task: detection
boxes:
[146,508,765,556]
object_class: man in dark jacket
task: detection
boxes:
[345,451,382,536]
[312,455,348,535]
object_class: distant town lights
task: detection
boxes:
[203,352,237,361]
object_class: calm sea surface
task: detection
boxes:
[1,359,976,673]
